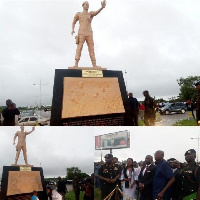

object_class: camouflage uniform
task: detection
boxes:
[98,163,121,200]
[144,96,155,126]
[181,162,200,200]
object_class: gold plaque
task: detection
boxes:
[62,77,125,118]
[7,171,43,196]
[20,167,32,172]
[82,70,103,77]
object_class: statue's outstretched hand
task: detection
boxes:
[101,0,106,8]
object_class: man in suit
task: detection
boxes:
[128,92,139,126]
[167,158,181,200]
[138,155,156,200]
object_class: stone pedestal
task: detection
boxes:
[0,166,46,200]
[50,68,132,126]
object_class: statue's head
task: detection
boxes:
[20,126,24,131]
[82,1,89,9]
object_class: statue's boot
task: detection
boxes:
[92,60,100,68]
[74,60,79,67]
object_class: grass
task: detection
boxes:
[66,191,84,200]
[138,120,145,126]
[94,187,101,200]
[173,119,197,126]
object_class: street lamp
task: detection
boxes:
[33,80,48,117]
[191,136,200,163]
[124,69,128,92]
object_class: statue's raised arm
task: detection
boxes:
[91,0,106,17]
[71,1,106,68]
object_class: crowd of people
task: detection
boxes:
[72,174,94,200]
[94,149,200,200]
[30,174,94,200]
[1,81,199,126]
[128,80,200,126]
[128,90,156,126]
[30,176,68,200]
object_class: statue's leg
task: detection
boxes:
[22,146,28,165]
[86,36,97,67]
[75,35,85,67]
[15,148,21,165]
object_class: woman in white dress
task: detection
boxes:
[121,158,138,200]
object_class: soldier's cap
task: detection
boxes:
[195,81,200,86]
[167,158,177,163]
[105,154,113,159]
[185,149,196,156]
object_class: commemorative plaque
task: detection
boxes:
[50,69,132,126]
[0,166,46,200]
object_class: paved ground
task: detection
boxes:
[155,111,196,126]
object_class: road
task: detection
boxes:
[155,111,196,126]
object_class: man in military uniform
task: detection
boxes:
[180,149,200,200]
[195,81,200,125]
[98,154,121,200]
[71,1,106,68]
[143,90,156,126]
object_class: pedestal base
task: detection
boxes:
[11,164,34,167]
[50,69,133,126]
[0,166,46,200]
[68,66,107,70]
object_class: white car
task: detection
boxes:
[18,116,48,126]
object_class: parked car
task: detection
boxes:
[18,116,48,126]
[159,102,187,115]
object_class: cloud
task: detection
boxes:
[0,0,200,106]
[0,127,94,178]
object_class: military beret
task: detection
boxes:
[185,149,196,156]
[195,81,200,86]
[105,154,113,159]
[143,90,149,94]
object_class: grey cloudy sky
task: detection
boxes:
[94,126,200,163]
[0,0,200,106]
[0,126,94,178]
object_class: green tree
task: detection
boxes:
[177,76,200,101]
[66,167,89,180]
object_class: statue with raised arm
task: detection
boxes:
[71,0,106,68]
[13,126,35,165]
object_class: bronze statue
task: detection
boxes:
[13,126,35,165]
[71,1,106,67]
